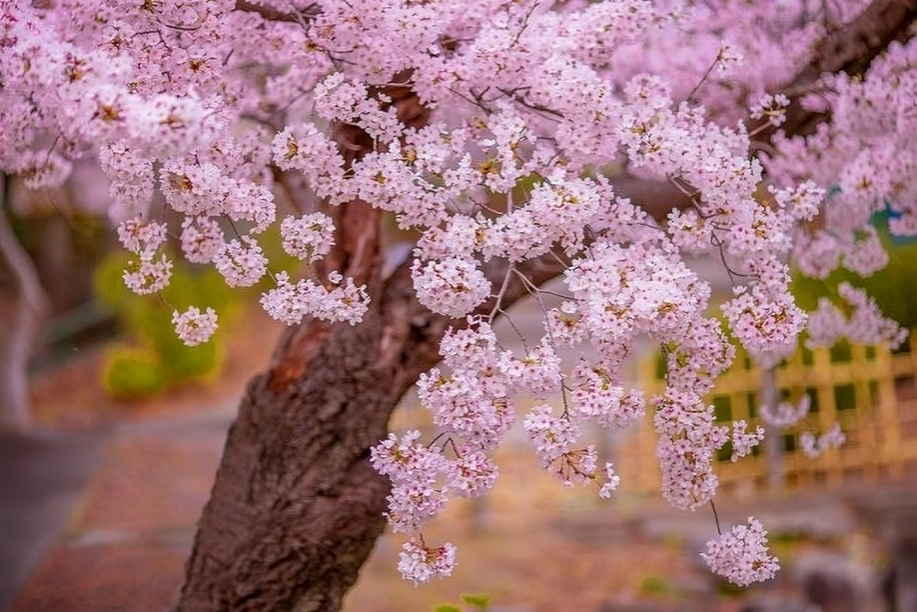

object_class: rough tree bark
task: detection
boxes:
[178,3,915,610]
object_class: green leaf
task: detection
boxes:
[461,594,491,608]
[433,605,461,612]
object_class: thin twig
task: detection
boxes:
[685,51,721,102]
[710,499,722,535]
[488,263,516,324]
[497,307,530,353]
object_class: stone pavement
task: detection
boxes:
[3,406,235,612]
[0,430,104,609]
[4,396,908,612]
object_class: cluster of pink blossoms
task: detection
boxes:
[749,93,790,128]
[758,392,848,461]
[260,272,369,326]
[172,307,219,347]
[4,0,912,589]
[799,424,847,459]
[280,213,335,263]
[766,38,917,287]
[702,518,780,587]
[806,283,908,350]
[369,427,497,582]
[117,219,173,297]
[760,395,811,429]
[397,540,457,586]
[411,258,491,319]
[730,421,765,463]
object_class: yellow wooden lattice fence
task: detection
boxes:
[617,332,917,498]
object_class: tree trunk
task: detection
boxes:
[177,240,565,611]
[178,307,408,611]
[178,77,466,612]
[0,174,48,434]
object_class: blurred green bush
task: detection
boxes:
[94,250,237,400]
[94,222,298,400]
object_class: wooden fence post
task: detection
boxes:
[761,367,785,494]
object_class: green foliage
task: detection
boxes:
[638,574,674,597]
[94,250,238,400]
[434,593,491,612]
[791,224,917,330]
[461,594,491,608]
[767,531,807,560]
[716,579,744,598]
[102,347,164,399]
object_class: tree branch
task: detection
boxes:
[616,0,916,217]
[813,0,915,77]
[267,72,431,393]
[771,0,917,139]
[232,1,321,24]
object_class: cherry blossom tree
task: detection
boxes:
[2,0,915,609]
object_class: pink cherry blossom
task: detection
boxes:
[172,307,219,347]
[702,517,779,586]
[412,257,491,318]
[280,213,335,262]
[397,539,457,585]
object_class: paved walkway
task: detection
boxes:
[3,406,235,612]
[1,430,104,609]
[5,398,910,612]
